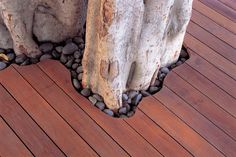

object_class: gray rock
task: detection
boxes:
[93,94,103,102]
[30,58,39,64]
[72,63,79,70]
[103,109,114,116]
[55,46,63,53]
[118,107,127,115]
[160,67,170,74]
[52,50,61,59]
[88,96,97,105]
[0,62,7,70]
[72,79,81,90]
[74,58,81,63]
[15,54,27,64]
[181,58,186,62]
[73,36,84,45]
[20,58,30,66]
[7,53,15,62]
[74,51,82,59]
[180,49,188,58]
[149,86,159,94]
[77,73,83,81]
[127,111,135,117]
[176,61,183,66]
[141,90,151,97]
[71,71,77,78]
[80,88,91,97]
[39,43,53,53]
[132,94,142,106]
[40,54,52,61]
[65,59,74,68]
[154,79,161,87]
[76,66,83,73]
[96,102,105,110]
[119,115,128,118]
[122,93,129,101]
[128,90,138,99]
[60,55,67,64]
[158,73,166,81]
[62,42,78,55]
[127,98,132,104]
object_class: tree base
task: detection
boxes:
[0,33,189,118]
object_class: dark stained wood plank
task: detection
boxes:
[173,64,236,117]
[187,21,236,64]
[0,84,66,157]
[154,86,236,157]
[14,64,129,157]
[139,96,224,157]
[0,66,98,157]
[199,0,236,22]
[193,0,236,33]
[191,9,236,48]
[184,33,236,80]
[38,60,163,157]
[0,117,33,157]
[125,111,193,157]
[186,50,236,98]
[164,72,236,140]
[218,0,236,10]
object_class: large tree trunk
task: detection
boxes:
[0,0,192,110]
[82,0,193,109]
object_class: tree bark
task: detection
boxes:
[82,0,193,109]
[0,0,192,110]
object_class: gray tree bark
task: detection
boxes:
[0,0,192,110]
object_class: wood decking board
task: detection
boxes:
[0,1,236,157]
[0,84,66,157]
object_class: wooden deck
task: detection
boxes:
[0,1,236,157]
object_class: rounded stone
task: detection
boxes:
[52,50,61,59]
[96,102,105,110]
[93,94,103,102]
[65,59,74,68]
[160,67,170,74]
[77,73,83,81]
[127,111,135,117]
[74,51,82,59]
[118,107,127,115]
[180,49,188,58]
[122,93,129,101]
[103,109,114,117]
[141,90,151,97]
[149,86,159,94]
[60,55,68,64]
[88,96,97,105]
[39,43,53,53]
[80,88,91,97]
[158,73,166,81]
[55,46,63,53]
[0,62,7,70]
[7,53,15,62]
[15,54,27,64]
[128,90,138,99]
[40,54,52,61]
[181,58,186,62]
[72,63,79,70]
[132,94,142,106]
[76,66,83,74]
[154,79,161,87]
[72,79,81,90]
[74,58,81,63]
[176,61,183,66]
[62,42,78,55]
[30,58,39,64]
[73,36,84,45]
[71,70,77,78]
[20,58,31,66]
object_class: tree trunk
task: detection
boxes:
[82,0,193,110]
[0,0,192,110]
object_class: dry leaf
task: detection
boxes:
[0,53,9,61]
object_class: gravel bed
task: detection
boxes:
[0,34,189,118]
